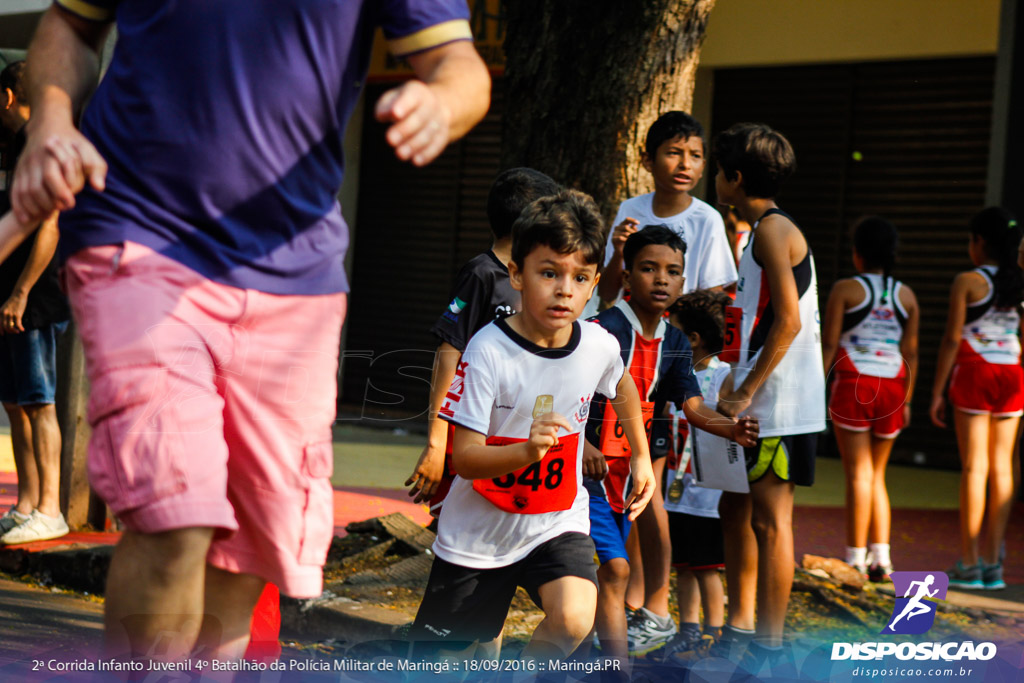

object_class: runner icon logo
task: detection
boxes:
[883,571,948,635]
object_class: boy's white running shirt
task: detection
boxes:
[436,318,624,569]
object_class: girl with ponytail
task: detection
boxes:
[931,207,1024,591]
[822,216,919,581]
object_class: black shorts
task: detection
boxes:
[743,433,817,487]
[668,512,724,570]
[408,532,597,651]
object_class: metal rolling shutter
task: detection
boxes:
[712,57,995,467]
[341,82,504,421]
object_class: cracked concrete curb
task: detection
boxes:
[0,542,112,595]
[0,539,415,642]
[281,592,411,643]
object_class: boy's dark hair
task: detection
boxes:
[670,290,731,354]
[852,215,899,303]
[622,224,687,271]
[0,60,26,103]
[645,111,704,160]
[713,122,796,199]
[511,189,605,269]
[970,206,1024,308]
[487,168,560,240]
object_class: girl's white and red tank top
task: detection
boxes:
[833,273,908,379]
[957,265,1021,366]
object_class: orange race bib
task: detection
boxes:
[472,433,580,514]
[721,305,742,363]
[598,401,655,458]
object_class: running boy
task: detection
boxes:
[583,229,757,666]
[713,123,826,672]
[660,290,734,661]
[409,190,656,662]
[406,168,559,512]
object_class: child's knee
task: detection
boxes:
[550,603,596,642]
[598,558,630,591]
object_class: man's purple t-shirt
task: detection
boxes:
[56,0,472,295]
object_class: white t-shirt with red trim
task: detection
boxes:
[437,318,624,569]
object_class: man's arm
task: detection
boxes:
[1,213,59,334]
[376,40,490,167]
[13,7,111,224]
[0,211,40,266]
[405,342,461,502]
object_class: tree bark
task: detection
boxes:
[502,0,716,220]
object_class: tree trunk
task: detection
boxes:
[502,0,716,220]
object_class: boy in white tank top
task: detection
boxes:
[710,123,825,675]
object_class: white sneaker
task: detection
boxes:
[0,507,30,534]
[1,510,69,544]
[627,607,677,654]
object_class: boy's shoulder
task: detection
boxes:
[455,250,509,282]
[686,196,725,224]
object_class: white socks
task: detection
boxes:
[846,546,867,568]
[870,543,891,568]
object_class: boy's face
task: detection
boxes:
[644,134,705,197]
[622,244,685,316]
[509,245,599,337]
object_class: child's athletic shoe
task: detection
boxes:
[0,507,30,534]
[679,624,752,664]
[626,607,677,654]
[1,510,69,544]
[946,560,983,589]
[981,562,1005,591]
[868,562,893,582]
[655,624,704,663]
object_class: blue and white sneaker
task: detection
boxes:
[947,560,983,590]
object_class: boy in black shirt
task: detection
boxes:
[406,168,560,511]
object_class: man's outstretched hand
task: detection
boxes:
[12,119,106,225]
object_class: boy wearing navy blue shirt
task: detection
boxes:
[583,226,758,667]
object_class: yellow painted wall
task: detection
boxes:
[701,0,1000,68]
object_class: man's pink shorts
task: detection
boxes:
[65,242,346,598]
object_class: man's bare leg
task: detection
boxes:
[104,527,214,661]
[3,403,38,515]
[197,566,268,660]
[22,403,62,518]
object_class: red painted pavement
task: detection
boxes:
[0,471,430,550]
[4,470,1021,585]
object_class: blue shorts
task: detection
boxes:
[586,477,632,564]
[0,321,68,405]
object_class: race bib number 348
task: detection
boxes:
[473,433,580,514]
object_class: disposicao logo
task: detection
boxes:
[884,571,947,635]
[831,571,997,663]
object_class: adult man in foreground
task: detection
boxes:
[14,0,489,662]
